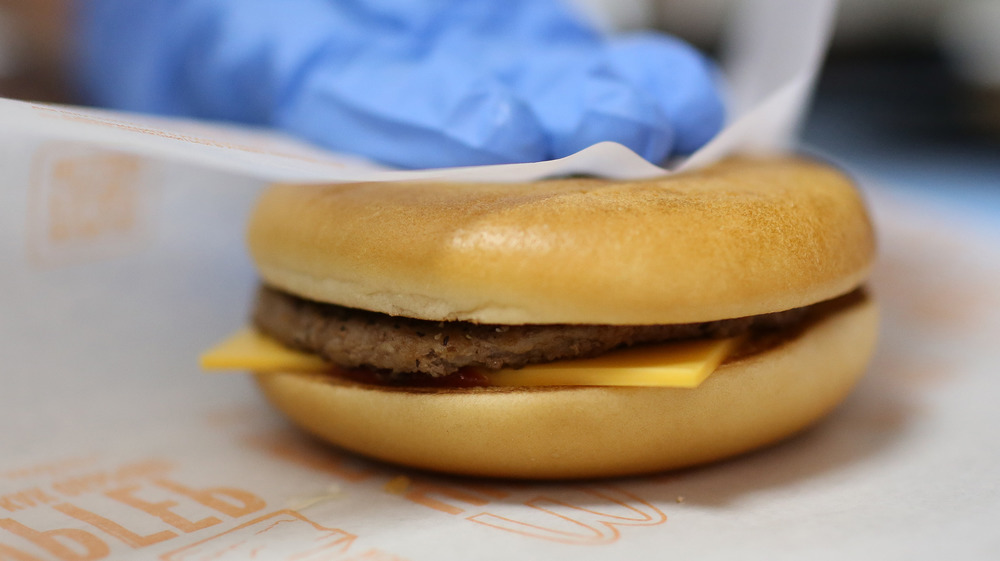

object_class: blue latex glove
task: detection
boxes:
[74,0,724,169]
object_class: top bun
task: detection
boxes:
[248,157,874,325]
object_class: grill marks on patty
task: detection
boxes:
[253,286,812,377]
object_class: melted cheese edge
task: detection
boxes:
[201,328,736,389]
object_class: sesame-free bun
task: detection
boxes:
[248,157,875,325]
[255,293,878,479]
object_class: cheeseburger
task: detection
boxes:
[204,157,877,479]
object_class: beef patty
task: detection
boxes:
[253,286,813,377]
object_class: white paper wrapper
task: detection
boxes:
[12,1,999,560]
[4,170,999,560]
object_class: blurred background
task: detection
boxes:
[1,0,997,213]
[592,0,1000,219]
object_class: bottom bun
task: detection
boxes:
[255,295,878,479]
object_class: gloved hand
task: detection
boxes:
[74,0,725,169]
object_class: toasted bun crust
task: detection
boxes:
[248,157,875,325]
[255,293,877,479]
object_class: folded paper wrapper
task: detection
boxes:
[3,1,999,559]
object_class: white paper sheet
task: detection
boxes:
[3,170,998,560]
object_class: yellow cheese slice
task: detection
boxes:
[199,328,329,372]
[485,336,738,389]
[200,328,737,389]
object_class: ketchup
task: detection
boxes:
[337,366,490,388]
